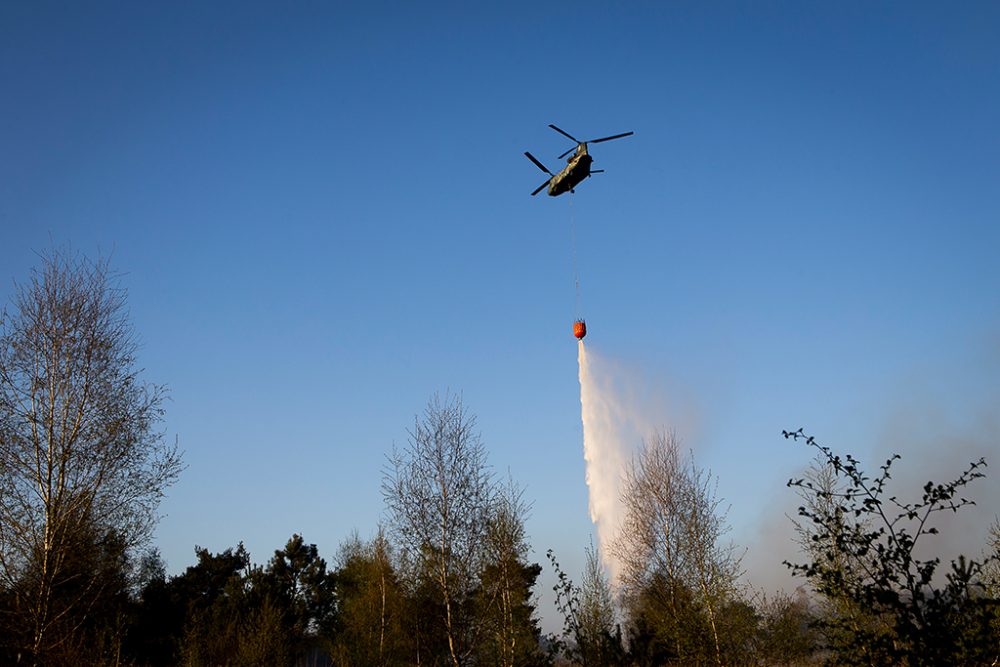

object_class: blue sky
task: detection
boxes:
[3,1,999,627]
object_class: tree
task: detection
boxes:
[477,476,547,667]
[2,521,136,666]
[0,251,183,665]
[983,518,1000,597]
[611,430,743,666]
[750,590,819,666]
[545,546,621,667]
[258,534,338,654]
[169,536,338,667]
[789,454,884,656]
[784,428,1000,666]
[382,394,495,667]
[546,549,585,665]
[333,529,410,666]
[170,544,252,666]
[577,543,625,666]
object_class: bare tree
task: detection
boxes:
[480,475,529,667]
[612,430,742,667]
[578,542,623,666]
[382,394,494,667]
[0,251,183,664]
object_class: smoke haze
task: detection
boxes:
[743,342,1000,596]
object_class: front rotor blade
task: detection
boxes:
[548,124,580,143]
[524,151,553,175]
[531,179,551,196]
[589,131,634,144]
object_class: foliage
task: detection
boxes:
[784,428,1000,666]
[750,589,820,666]
[170,536,339,667]
[622,571,715,665]
[257,533,338,652]
[331,529,409,666]
[477,478,549,667]
[546,548,585,663]
[546,547,624,667]
[170,544,253,666]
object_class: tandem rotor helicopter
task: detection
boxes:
[525,124,634,196]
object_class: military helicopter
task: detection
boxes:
[525,124,634,196]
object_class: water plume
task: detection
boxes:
[577,341,654,585]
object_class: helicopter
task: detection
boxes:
[525,124,634,196]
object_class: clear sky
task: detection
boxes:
[3,1,999,629]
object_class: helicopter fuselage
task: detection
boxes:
[547,146,593,196]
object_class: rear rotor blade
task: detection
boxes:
[524,151,553,175]
[548,124,580,143]
[558,144,583,160]
[531,179,551,196]
[589,131,634,144]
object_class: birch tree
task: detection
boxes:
[612,430,742,666]
[0,252,183,664]
[382,394,493,667]
[477,476,544,667]
[333,529,407,667]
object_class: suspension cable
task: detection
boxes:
[569,196,581,318]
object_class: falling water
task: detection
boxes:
[577,340,651,586]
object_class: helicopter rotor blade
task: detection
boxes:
[524,151,553,175]
[531,179,551,196]
[548,124,580,143]
[590,169,605,174]
[589,131,634,144]
[557,146,578,160]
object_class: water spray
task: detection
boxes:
[577,341,645,586]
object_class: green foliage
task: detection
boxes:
[476,560,550,667]
[125,537,339,667]
[784,428,1000,666]
[331,530,410,666]
[127,550,180,666]
[622,571,715,665]
[546,548,584,662]
[750,590,819,666]
[0,520,136,666]
[257,534,338,651]
[173,536,338,667]
[174,544,253,666]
